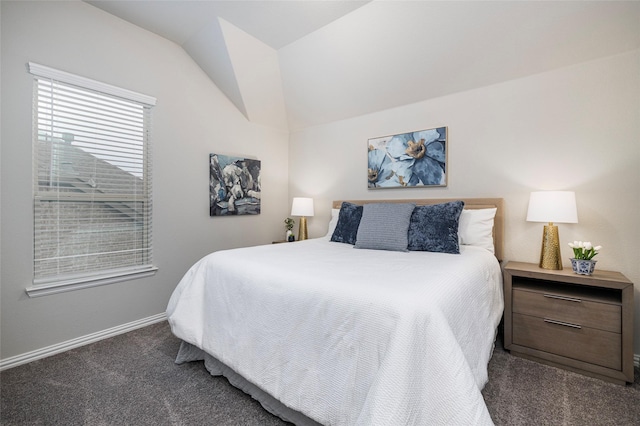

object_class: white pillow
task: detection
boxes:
[323,208,341,240]
[458,208,497,253]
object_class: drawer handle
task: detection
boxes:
[544,318,582,329]
[543,293,582,303]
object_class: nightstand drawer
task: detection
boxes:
[513,288,621,333]
[513,313,621,370]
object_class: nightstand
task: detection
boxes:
[503,261,634,385]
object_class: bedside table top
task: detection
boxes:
[504,261,632,289]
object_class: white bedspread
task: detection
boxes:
[167,239,503,425]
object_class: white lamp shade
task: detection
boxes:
[526,191,578,224]
[291,197,314,217]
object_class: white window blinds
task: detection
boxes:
[29,63,157,295]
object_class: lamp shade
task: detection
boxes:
[526,191,578,224]
[291,197,314,217]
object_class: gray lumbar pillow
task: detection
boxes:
[355,203,416,252]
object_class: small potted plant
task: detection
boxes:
[284,217,295,242]
[568,241,602,275]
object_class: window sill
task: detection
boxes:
[26,266,158,298]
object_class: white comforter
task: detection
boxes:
[167,239,503,425]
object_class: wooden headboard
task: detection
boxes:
[332,198,504,261]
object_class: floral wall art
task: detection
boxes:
[367,127,447,188]
[210,153,261,216]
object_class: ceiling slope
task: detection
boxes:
[218,18,288,130]
[182,18,249,120]
[85,1,640,132]
[86,0,369,131]
[279,1,640,130]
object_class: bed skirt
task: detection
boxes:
[175,341,323,426]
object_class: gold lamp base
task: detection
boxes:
[539,223,563,270]
[298,216,308,241]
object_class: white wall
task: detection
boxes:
[289,50,640,354]
[0,1,289,360]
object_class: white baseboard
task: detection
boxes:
[0,312,167,371]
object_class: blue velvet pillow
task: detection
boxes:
[355,203,415,252]
[407,201,465,253]
[330,202,363,245]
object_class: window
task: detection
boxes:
[27,63,157,297]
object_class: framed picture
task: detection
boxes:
[210,153,261,216]
[367,127,447,189]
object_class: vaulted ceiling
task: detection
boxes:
[86,1,640,132]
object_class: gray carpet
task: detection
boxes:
[1,321,638,425]
[483,339,640,425]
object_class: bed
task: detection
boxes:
[167,198,504,425]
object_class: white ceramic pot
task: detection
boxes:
[570,258,597,275]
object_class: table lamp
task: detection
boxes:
[526,191,578,270]
[291,197,314,241]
